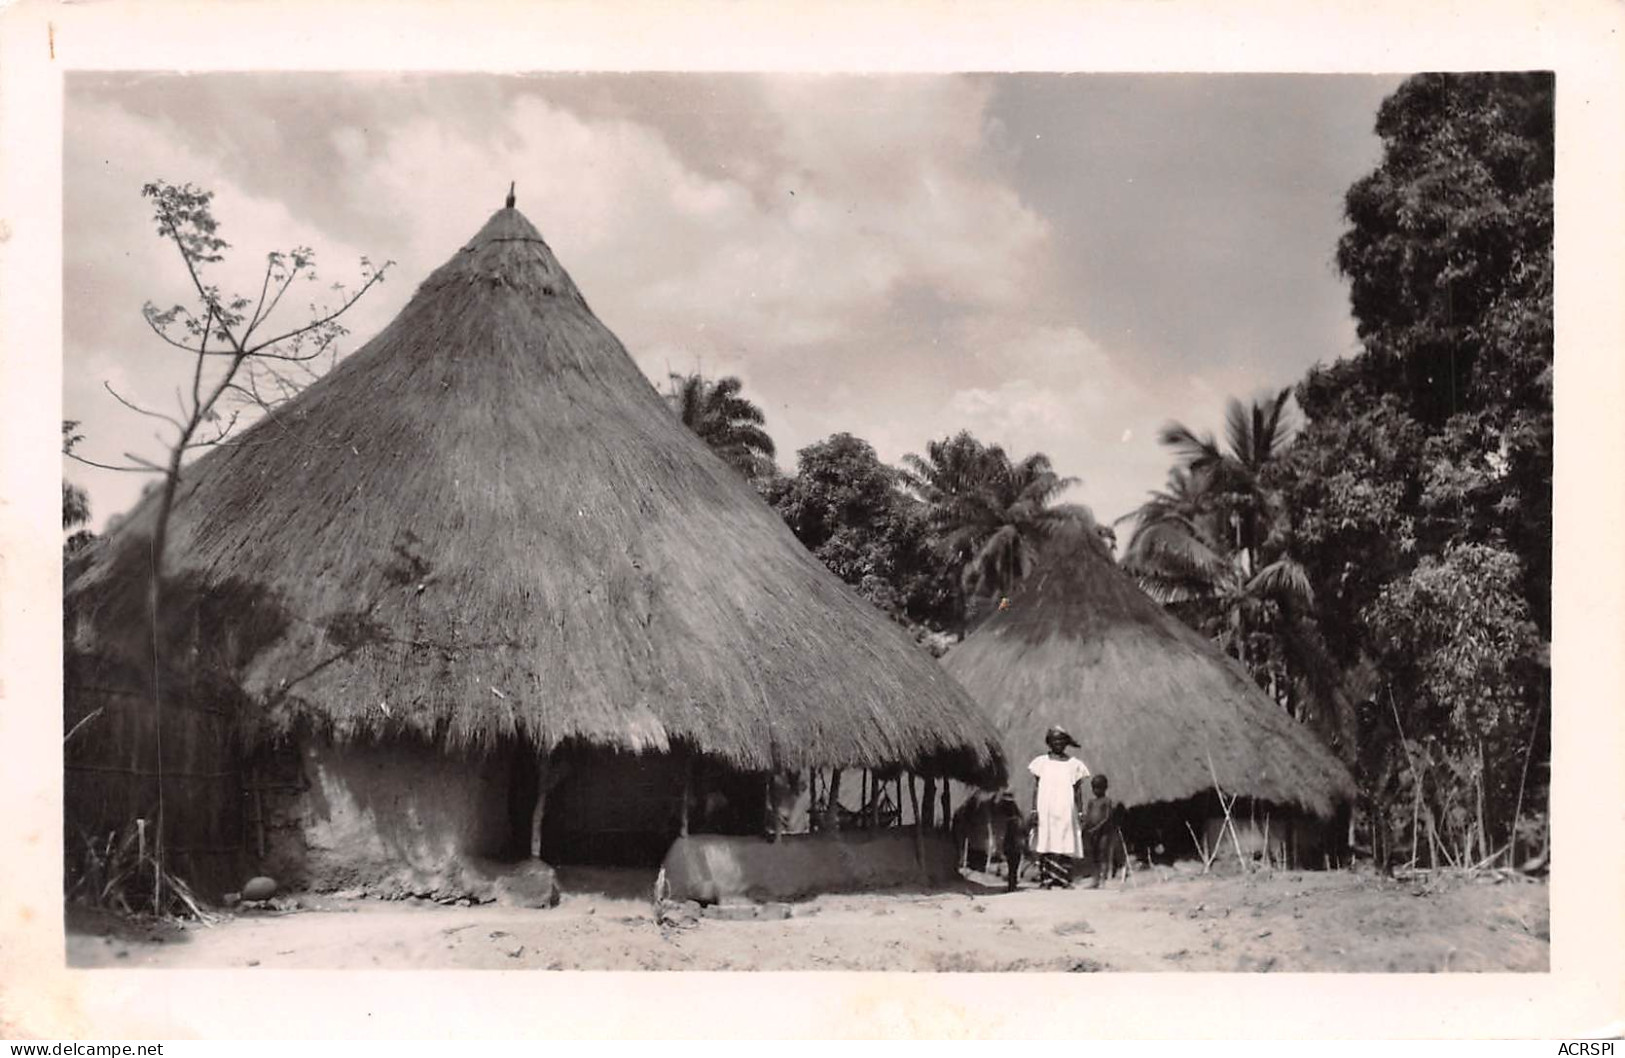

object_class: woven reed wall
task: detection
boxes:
[64,656,248,900]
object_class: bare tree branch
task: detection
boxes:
[246,253,279,337]
[103,381,185,433]
[122,451,168,474]
[183,406,243,450]
[155,203,235,353]
[188,303,216,418]
[65,451,161,474]
[242,255,304,344]
[245,265,389,355]
[141,310,207,356]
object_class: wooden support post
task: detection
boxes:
[253,787,267,860]
[920,775,937,830]
[679,754,692,837]
[530,745,554,859]
[861,769,870,828]
[941,783,951,830]
[908,770,925,864]
[764,773,781,842]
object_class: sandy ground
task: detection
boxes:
[64,864,1548,973]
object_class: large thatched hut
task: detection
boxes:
[65,202,1003,901]
[942,524,1354,868]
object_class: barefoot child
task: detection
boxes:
[1081,773,1124,888]
[995,790,1026,892]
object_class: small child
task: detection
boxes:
[994,791,1026,892]
[1080,773,1124,888]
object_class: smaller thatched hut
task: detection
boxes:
[943,523,1355,868]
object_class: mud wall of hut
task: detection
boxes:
[258,739,513,896]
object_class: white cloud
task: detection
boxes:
[928,316,1283,524]
[67,75,1068,531]
[64,74,1294,539]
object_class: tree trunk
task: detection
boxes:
[1409,771,1421,868]
[1510,695,1545,866]
[146,451,186,911]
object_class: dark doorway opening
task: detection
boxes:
[538,747,683,867]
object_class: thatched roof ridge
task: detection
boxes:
[68,205,1004,784]
[941,524,1354,814]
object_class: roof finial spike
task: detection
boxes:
[506,181,516,209]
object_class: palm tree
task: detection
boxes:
[1156,387,1295,564]
[1123,389,1319,707]
[1124,469,1312,666]
[903,432,1095,621]
[899,432,1001,539]
[665,372,777,480]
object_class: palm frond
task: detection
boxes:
[1260,387,1296,459]
[1159,421,1223,469]
[1043,502,1097,526]
[963,524,1022,594]
[1246,557,1315,607]
[1124,519,1229,583]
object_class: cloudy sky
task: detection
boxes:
[63,72,1403,534]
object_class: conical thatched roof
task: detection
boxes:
[68,205,1004,784]
[941,524,1353,814]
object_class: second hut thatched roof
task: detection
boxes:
[941,524,1354,814]
[67,203,1004,785]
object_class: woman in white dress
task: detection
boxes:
[1027,725,1091,889]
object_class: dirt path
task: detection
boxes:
[65,867,1548,973]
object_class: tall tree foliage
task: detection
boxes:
[1328,72,1553,632]
[902,431,1094,623]
[1284,73,1552,867]
[765,433,957,628]
[1362,544,1544,867]
[665,372,777,481]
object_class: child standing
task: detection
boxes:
[995,790,1027,893]
[1080,773,1124,888]
[1027,725,1090,889]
